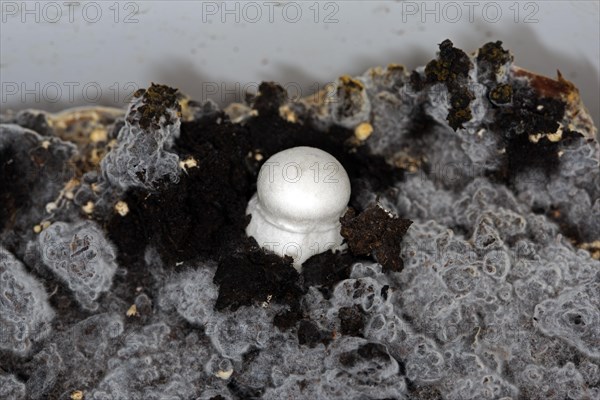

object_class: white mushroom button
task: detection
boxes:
[246,146,351,270]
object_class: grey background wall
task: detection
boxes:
[1,1,598,125]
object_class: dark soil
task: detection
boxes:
[340,205,413,273]
[103,82,414,332]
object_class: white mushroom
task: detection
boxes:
[246,146,351,270]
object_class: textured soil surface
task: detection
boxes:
[1,40,599,400]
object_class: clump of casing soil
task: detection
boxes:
[1,40,599,400]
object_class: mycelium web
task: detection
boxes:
[1,40,599,400]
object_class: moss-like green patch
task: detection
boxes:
[490,83,513,105]
[129,83,181,130]
[477,40,513,82]
[425,39,474,130]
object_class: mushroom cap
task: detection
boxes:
[256,146,351,226]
